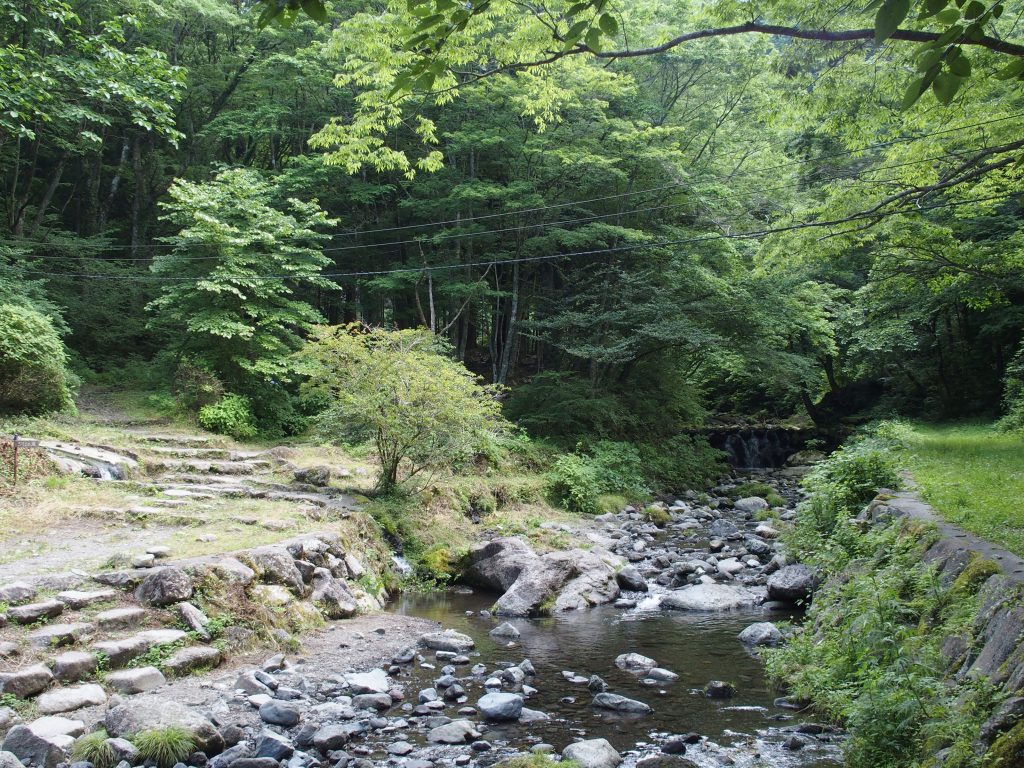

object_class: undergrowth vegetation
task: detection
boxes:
[768,422,1010,768]
[547,437,725,514]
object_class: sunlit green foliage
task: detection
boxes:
[0,303,76,415]
[147,168,337,422]
[298,325,508,493]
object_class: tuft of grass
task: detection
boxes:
[72,730,116,768]
[899,423,1024,556]
[498,757,580,768]
[129,640,185,669]
[596,493,630,514]
[730,481,775,498]
[133,727,196,768]
[643,505,671,527]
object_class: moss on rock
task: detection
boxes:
[984,720,1024,766]
[643,505,671,527]
[953,556,1001,594]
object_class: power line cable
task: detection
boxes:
[4,144,1004,262]
[3,111,1021,255]
[11,193,1015,282]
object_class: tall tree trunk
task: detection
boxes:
[27,150,70,237]
[99,136,131,233]
[498,262,519,385]
[130,135,143,257]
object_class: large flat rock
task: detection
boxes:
[35,685,107,714]
[661,583,762,611]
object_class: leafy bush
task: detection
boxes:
[245,382,309,437]
[417,545,454,582]
[299,325,508,494]
[638,435,726,492]
[996,343,1024,433]
[548,452,603,514]
[71,730,115,768]
[198,393,258,439]
[132,727,196,768]
[0,303,76,415]
[546,440,649,514]
[588,440,645,493]
[173,360,223,412]
[796,425,902,539]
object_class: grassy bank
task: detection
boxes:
[894,423,1024,557]
[768,427,1014,768]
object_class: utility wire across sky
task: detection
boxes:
[11,193,1015,282]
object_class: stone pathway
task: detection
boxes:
[0,428,364,582]
[874,481,1024,585]
[0,418,391,722]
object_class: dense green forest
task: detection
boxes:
[2,5,1024,767]
[2,0,1022,440]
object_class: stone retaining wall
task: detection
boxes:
[858,491,1024,761]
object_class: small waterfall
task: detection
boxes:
[709,428,814,470]
[391,555,414,576]
[41,441,137,480]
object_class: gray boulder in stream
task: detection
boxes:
[471,538,622,617]
[661,583,761,611]
[593,692,652,714]
[616,565,648,592]
[477,692,524,721]
[738,622,783,646]
[767,564,819,603]
[563,739,622,768]
[734,496,769,514]
[463,538,539,591]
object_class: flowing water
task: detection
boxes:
[389,589,842,767]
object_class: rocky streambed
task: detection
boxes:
[1,471,842,768]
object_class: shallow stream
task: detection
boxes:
[389,589,842,768]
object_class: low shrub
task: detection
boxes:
[996,342,1024,433]
[415,544,458,583]
[198,393,258,439]
[643,505,671,527]
[173,360,223,412]
[548,453,602,514]
[794,424,902,542]
[0,303,77,415]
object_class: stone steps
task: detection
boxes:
[160,471,270,487]
[128,433,222,446]
[149,459,271,475]
[142,446,234,459]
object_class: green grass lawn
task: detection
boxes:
[900,422,1024,557]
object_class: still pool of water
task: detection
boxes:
[389,589,842,767]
